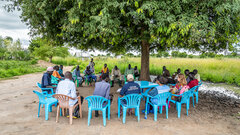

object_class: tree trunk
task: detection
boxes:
[49,56,52,63]
[139,40,151,81]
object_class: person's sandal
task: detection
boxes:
[67,115,78,119]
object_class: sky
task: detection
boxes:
[0,1,30,48]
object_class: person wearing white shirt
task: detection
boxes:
[56,71,83,118]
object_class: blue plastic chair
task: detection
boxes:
[169,90,192,118]
[118,94,142,124]
[167,84,176,87]
[36,82,55,98]
[85,96,111,126]
[146,92,172,121]
[188,86,199,107]
[194,81,202,104]
[33,90,58,120]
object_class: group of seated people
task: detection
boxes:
[71,58,140,87]
[152,66,200,101]
[40,58,201,118]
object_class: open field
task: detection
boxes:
[0,60,45,79]
[0,66,239,135]
[52,57,240,86]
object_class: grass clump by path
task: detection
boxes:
[52,57,240,86]
[0,60,45,79]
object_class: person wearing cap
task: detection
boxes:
[41,67,57,91]
[120,74,140,96]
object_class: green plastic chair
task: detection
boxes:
[72,74,80,87]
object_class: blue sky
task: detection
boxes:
[0,1,30,48]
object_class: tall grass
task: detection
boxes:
[0,60,45,78]
[52,57,240,86]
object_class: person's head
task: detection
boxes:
[47,67,54,75]
[188,72,196,81]
[104,63,107,68]
[177,68,181,74]
[193,69,198,75]
[53,65,59,71]
[64,71,72,80]
[114,65,118,70]
[163,70,170,77]
[157,76,168,85]
[163,66,166,71]
[60,65,63,69]
[134,66,137,70]
[184,69,190,76]
[91,58,93,62]
[87,66,90,70]
[128,64,131,69]
[127,74,134,82]
[101,73,109,82]
[177,73,187,85]
[76,65,79,71]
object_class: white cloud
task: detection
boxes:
[0,1,30,46]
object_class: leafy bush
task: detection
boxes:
[0,60,45,78]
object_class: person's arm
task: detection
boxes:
[70,83,77,99]
[120,86,126,96]
[105,84,110,99]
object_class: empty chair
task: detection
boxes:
[169,90,192,118]
[118,94,142,124]
[52,94,82,125]
[146,92,171,121]
[33,90,58,120]
[85,96,111,126]
[36,82,55,98]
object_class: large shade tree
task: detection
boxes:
[6,0,240,80]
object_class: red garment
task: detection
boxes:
[188,79,198,89]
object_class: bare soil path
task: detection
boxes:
[0,66,239,135]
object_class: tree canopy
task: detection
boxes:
[30,38,69,62]
[6,0,240,80]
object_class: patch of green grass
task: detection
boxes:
[0,60,45,78]
[52,57,240,86]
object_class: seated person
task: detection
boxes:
[149,77,170,97]
[187,72,199,89]
[174,68,181,82]
[133,66,140,78]
[93,74,113,117]
[120,74,141,96]
[58,65,64,77]
[41,67,57,92]
[163,70,175,84]
[73,65,85,86]
[52,65,62,79]
[120,74,141,114]
[85,66,97,85]
[171,73,189,98]
[193,69,200,82]
[147,77,170,111]
[162,66,167,74]
[124,64,134,77]
[56,71,84,118]
[111,66,122,87]
[184,69,190,84]
[101,63,110,78]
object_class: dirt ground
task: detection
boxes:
[0,66,239,135]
